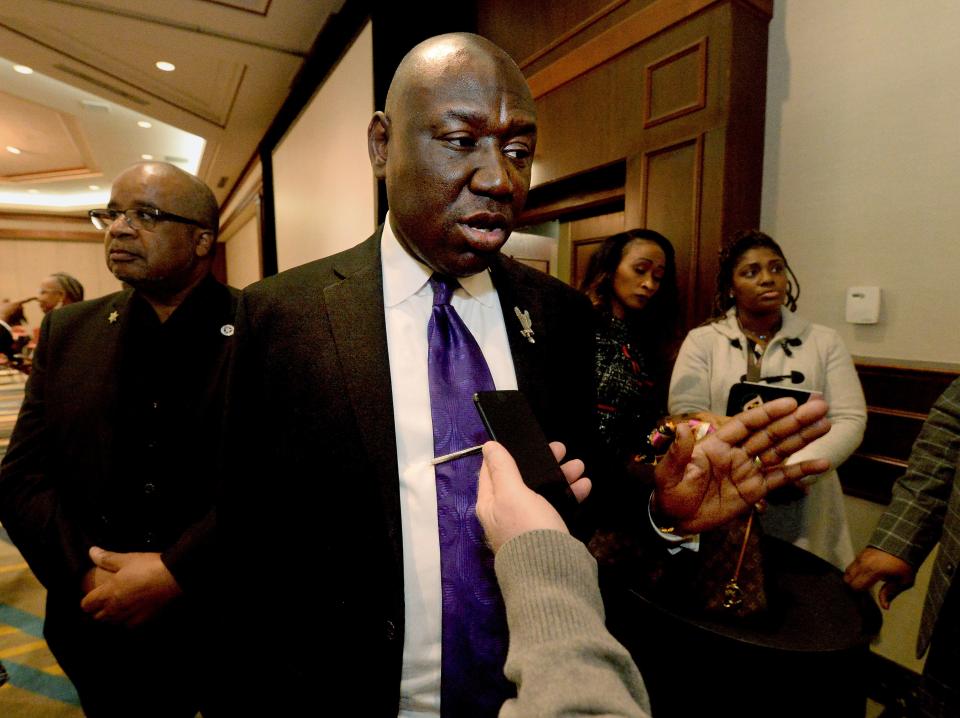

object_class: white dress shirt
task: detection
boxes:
[381,217,518,717]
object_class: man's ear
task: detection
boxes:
[368,111,390,180]
[195,229,215,258]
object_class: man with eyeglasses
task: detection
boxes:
[0,161,237,717]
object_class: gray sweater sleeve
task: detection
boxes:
[495,530,651,718]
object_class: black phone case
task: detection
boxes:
[473,390,580,520]
[725,381,820,416]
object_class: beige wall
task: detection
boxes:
[762,0,960,365]
[0,237,120,328]
[224,213,262,290]
[272,21,376,272]
[762,0,960,673]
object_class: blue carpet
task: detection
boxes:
[0,604,45,638]
[4,663,80,706]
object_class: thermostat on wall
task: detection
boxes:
[845,286,881,324]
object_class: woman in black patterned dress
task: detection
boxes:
[580,228,679,473]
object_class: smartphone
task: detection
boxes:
[725,381,822,416]
[473,390,580,520]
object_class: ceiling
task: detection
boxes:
[0,0,344,214]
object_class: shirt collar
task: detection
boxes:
[380,213,497,308]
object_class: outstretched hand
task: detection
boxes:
[654,397,832,533]
[476,441,591,553]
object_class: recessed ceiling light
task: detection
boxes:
[141,154,154,160]
[155,61,175,72]
[88,185,100,190]
[13,65,33,75]
[6,146,21,155]
[137,120,152,129]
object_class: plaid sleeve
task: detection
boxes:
[869,378,960,568]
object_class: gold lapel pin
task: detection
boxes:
[108,310,119,324]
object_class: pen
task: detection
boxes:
[430,445,483,466]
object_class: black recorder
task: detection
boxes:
[473,390,580,522]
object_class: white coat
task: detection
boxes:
[668,307,866,569]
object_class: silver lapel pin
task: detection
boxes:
[514,306,535,344]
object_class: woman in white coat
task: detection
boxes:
[668,230,866,569]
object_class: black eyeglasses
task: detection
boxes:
[88,207,208,232]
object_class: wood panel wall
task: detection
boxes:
[478,0,771,327]
[840,362,960,505]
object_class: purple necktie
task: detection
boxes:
[428,274,513,717]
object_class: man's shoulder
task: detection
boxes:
[47,290,130,326]
[243,233,379,306]
[493,254,589,306]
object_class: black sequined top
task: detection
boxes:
[594,314,665,464]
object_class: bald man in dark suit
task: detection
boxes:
[0,162,236,717]
[219,32,832,717]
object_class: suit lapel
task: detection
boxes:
[491,256,546,399]
[324,232,403,571]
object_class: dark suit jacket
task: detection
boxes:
[0,276,239,604]
[221,229,597,715]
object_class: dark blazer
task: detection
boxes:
[221,229,597,715]
[0,277,239,599]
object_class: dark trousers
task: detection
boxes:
[44,593,220,718]
[918,581,960,718]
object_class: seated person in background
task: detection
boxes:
[37,272,84,314]
[476,440,651,718]
[0,299,29,363]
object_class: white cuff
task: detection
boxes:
[647,493,700,554]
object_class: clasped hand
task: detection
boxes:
[79,546,183,627]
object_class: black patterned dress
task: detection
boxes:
[594,314,664,467]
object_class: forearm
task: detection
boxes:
[668,334,713,415]
[496,530,651,718]
[785,413,865,470]
[787,342,866,468]
[868,381,960,566]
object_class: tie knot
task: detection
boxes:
[429,274,458,306]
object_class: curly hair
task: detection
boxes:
[50,272,85,305]
[579,228,679,350]
[712,230,800,318]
